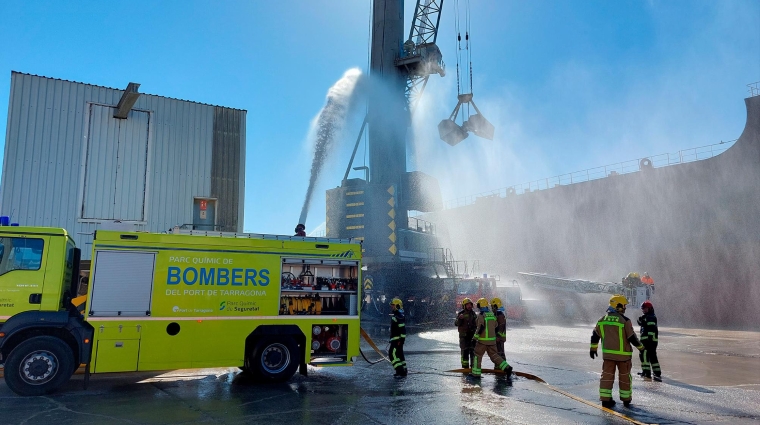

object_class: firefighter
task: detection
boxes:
[470,298,512,378]
[389,297,407,378]
[491,297,507,359]
[641,273,654,285]
[637,300,661,381]
[590,294,645,408]
[294,224,306,237]
[455,297,477,368]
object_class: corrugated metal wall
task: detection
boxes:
[0,72,246,257]
[211,106,244,232]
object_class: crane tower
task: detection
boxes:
[326,0,450,318]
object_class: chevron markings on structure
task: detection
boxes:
[388,185,396,255]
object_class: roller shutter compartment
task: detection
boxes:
[89,251,156,316]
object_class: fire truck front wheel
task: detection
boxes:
[250,336,300,381]
[4,336,75,396]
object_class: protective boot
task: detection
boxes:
[601,400,616,408]
[623,400,631,407]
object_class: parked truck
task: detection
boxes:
[0,226,362,396]
[454,276,526,322]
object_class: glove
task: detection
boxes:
[637,345,645,353]
[590,350,597,359]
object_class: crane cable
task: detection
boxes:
[466,0,472,118]
[454,0,474,120]
[454,0,462,97]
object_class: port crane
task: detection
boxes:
[326,0,495,321]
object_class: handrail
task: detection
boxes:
[444,139,736,209]
[749,81,760,98]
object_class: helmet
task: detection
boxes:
[461,297,473,307]
[609,294,628,309]
[295,223,305,232]
[644,272,650,277]
[476,298,489,309]
[389,298,403,308]
[490,297,503,309]
[627,272,640,279]
[641,300,653,310]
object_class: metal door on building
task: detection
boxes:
[193,198,216,230]
[82,105,149,221]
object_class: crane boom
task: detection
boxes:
[518,272,656,312]
[409,0,444,44]
[396,0,446,111]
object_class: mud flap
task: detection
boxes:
[83,363,91,390]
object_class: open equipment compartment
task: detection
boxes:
[279,258,359,316]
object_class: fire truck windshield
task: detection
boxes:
[457,280,478,294]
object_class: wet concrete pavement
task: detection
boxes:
[1,323,758,424]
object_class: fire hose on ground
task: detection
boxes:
[359,327,655,425]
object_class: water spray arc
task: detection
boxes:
[299,69,364,228]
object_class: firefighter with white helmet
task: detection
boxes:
[491,297,507,359]
[454,297,477,368]
[470,298,512,378]
[590,294,645,408]
[389,298,407,378]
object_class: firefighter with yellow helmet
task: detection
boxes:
[454,297,478,368]
[491,297,507,359]
[590,294,645,408]
[389,298,407,378]
[470,298,512,378]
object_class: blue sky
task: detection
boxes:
[1,0,758,235]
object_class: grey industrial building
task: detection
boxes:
[1,72,246,257]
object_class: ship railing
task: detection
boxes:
[444,139,736,209]
[408,216,436,234]
[749,81,760,98]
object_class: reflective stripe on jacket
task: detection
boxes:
[591,311,641,361]
[390,309,406,342]
[495,310,506,340]
[473,311,497,345]
[637,312,658,343]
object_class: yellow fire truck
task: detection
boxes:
[0,226,361,396]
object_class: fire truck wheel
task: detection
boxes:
[4,336,75,396]
[250,337,300,381]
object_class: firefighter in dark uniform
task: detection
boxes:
[470,298,512,378]
[454,297,477,368]
[294,224,306,237]
[590,294,644,408]
[637,300,661,381]
[491,297,507,359]
[389,298,407,378]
